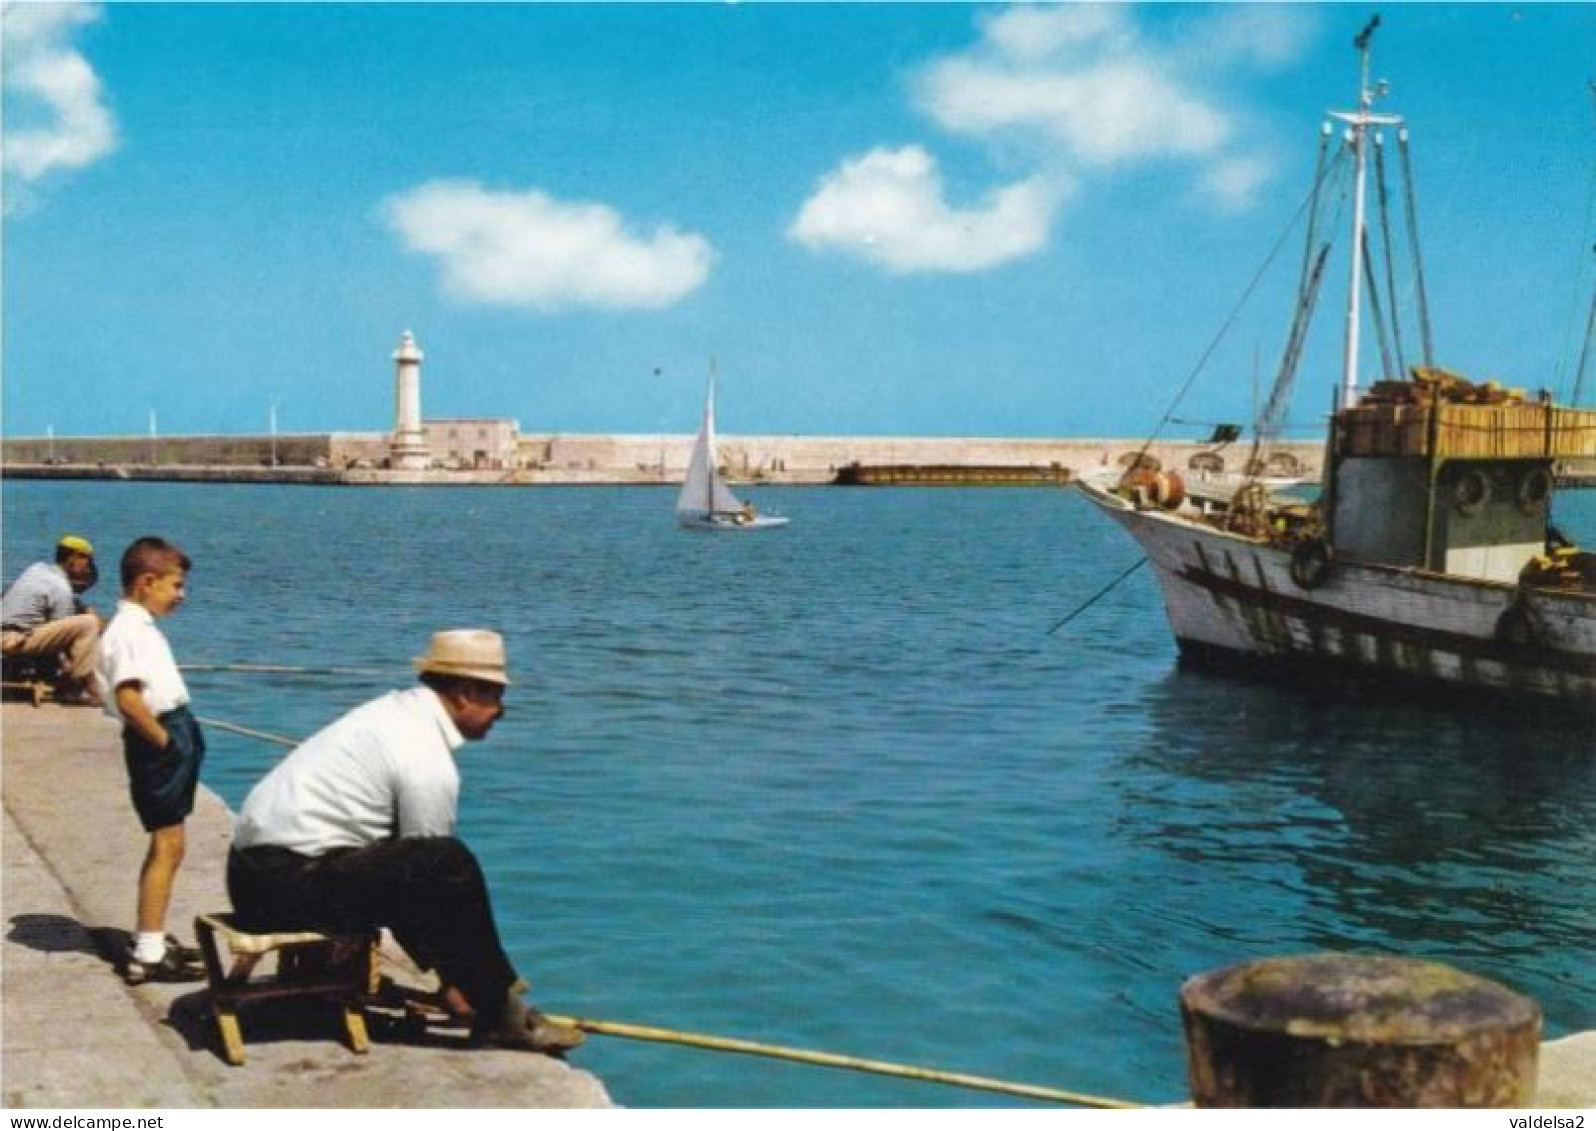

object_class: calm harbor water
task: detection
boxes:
[4,478,1592,1107]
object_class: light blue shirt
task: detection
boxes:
[1,562,77,631]
[233,686,465,856]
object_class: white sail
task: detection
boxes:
[676,377,745,520]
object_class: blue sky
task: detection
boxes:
[4,3,1593,441]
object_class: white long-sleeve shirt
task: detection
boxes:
[233,686,464,856]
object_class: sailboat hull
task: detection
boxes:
[1077,481,1596,702]
[677,511,790,531]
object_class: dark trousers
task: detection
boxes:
[227,837,518,1023]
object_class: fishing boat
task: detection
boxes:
[1076,21,1596,703]
[676,373,789,531]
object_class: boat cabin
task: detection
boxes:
[1327,368,1596,583]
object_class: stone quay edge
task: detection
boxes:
[2,702,612,1109]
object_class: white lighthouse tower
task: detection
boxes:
[389,329,430,470]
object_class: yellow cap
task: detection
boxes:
[57,535,94,556]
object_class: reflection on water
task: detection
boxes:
[1122,667,1595,1029]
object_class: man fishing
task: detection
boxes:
[226,628,584,1055]
[1,534,103,703]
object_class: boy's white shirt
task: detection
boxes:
[95,599,191,722]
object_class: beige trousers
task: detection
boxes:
[1,613,101,690]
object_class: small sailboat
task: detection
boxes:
[676,373,789,531]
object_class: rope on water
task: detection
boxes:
[1046,557,1148,636]
[196,712,1148,1108]
[542,1014,1142,1109]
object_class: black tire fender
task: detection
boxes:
[1289,537,1333,590]
[1455,469,1491,516]
[1516,467,1552,514]
[1494,601,1537,646]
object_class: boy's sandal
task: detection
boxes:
[123,945,205,986]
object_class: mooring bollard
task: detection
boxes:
[1180,953,1541,1107]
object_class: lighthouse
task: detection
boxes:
[389,329,430,470]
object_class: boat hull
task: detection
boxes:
[677,512,790,531]
[1076,481,1596,702]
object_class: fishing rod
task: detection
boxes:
[540,1013,1140,1108]
[198,713,1146,1109]
[183,663,396,677]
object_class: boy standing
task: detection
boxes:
[95,536,206,984]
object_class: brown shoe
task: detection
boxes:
[480,994,585,1055]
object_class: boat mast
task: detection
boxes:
[1330,16,1402,410]
[705,360,718,513]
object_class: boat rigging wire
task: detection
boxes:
[1121,144,1348,476]
[194,713,1147,1109]
[1046,557,1149,636]
[1373,133,1409,375]
[1244,243,1333,479]
[1397,129,1435,366]
[1569,84,1596,404]
[1360,227,1399,381]
[1575,250,1595,406]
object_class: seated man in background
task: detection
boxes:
[227,629,585,1057]
[1,535,103,703]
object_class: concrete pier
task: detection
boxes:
[2,702,612,1108]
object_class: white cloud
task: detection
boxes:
[977,4,1133,63]
[920,57,1230,167]
[913,4,1311,183]
[1198,155,1273,213]
[382,180,714,311]
[1181,6,1315,70]
[788,5,1310,276]
[1,1,117,209]
[788,145,1068,275]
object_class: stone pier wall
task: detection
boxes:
[2,430,1326,484]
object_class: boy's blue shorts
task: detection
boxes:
[123,706,205,832]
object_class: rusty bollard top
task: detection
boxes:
[1180,953,1542,1107]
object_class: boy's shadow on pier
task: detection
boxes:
[8,913,468,1063]
[6,912,102,957]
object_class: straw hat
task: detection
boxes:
[413,629,512,686]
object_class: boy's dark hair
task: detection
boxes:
[119,536,192,591]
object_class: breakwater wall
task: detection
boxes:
[2,431,1325,486]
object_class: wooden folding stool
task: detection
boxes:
[194,912,378,1066]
